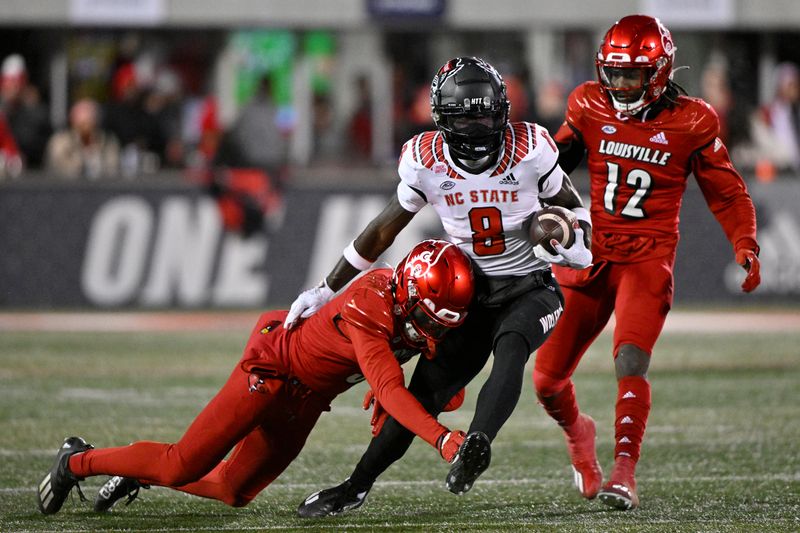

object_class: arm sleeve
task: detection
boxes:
[342,322,448,448]
[692,131,759,255]
[554,121,586,175]
[553,87,587,174]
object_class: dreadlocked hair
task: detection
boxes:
[662,79,688,107]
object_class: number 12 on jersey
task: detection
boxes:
[603,161,652,219]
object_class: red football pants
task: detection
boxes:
[70,364,327,507]
[535,255,674,384]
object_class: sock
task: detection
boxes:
[537,379,580,429]
[613,376,651,468]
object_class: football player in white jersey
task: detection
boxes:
[286,57,592,516]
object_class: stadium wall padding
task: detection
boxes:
[0,180,797,308]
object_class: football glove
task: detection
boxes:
[534,227,593,269]
[437,430,467,463]
[736,249,761,293]
[362,390,388,437]
[284,281,335,329]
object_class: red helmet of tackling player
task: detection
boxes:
[394,240,474,346]
[595,14,676,115]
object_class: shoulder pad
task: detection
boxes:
[492,122,538,176]
[340,270,396,338]
[677,96,720,146]
[402,130,439,167]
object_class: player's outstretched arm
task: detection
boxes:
[284,197,415,328]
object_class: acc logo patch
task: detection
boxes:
[432,162,448,175]
[602,125,617,134]
[440,181,455,190]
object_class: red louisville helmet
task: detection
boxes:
[393,239,474,346]
[595,14,676,115]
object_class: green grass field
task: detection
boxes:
[1,317,798,532]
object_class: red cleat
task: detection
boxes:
[564,413,603,499]
[598,459,639,510]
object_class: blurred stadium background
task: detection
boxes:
[0,0,799,309]
[0,1,798,531]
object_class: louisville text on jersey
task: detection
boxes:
[598,139,672,166]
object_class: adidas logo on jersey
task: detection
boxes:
[622,391,636,399]
[498,173,519,186]
[649,132,669,145]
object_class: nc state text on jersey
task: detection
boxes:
[444,190,520,206]
[598,139,672,166]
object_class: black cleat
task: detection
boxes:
[297,478,371,518]
[94,476,149,512]
[445,431,491,495]
[37,436,94,515]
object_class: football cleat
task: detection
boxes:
[94,476,149,512]
[598,460,639,510]
[565,413,603,499]
[598,479,639,510]
[445,431,491,495]
[37,436,94,515]
[297,478,371,518]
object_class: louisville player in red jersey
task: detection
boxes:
[36,240,474,515]
[532,15,761,511]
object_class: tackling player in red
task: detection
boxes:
[532,14,761,510]
[36,239,474,515]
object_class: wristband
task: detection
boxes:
[343,240,375,271]
[572,207,591,226]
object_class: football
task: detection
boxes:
[529,206,577,255]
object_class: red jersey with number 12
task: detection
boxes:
[556,81,757,263]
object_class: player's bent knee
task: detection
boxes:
[532,368,570,398]
[225,493,255,507]
[614,344,650,378]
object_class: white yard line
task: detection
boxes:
[0,310,798,333]
[3,472,798,495]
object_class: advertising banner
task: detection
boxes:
[1,181,797,309]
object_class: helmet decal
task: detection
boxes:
[403,242,455,280]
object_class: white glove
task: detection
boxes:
[283,281,335,329]
[534,227,592,270]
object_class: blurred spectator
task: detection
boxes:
[219,76,289,183]
[749,62,800,175]
[504,72,531,123]
[532,79,566,136]
[700,61,734,144]
[0,111,22,179]
[103,63,162,177]
[348,75,372,160]
[45,98,120,180]
[143,69,185,168]
[312,93,341,161]
[0,54,51,168]
[182,93,221,169]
